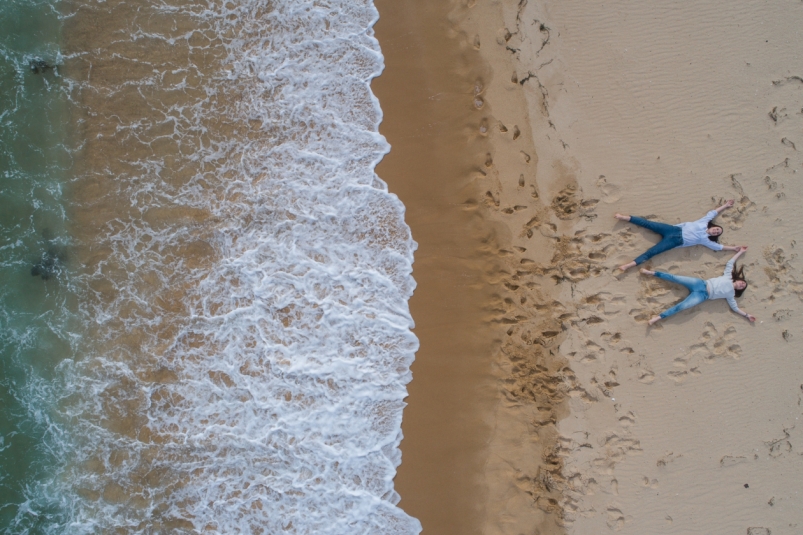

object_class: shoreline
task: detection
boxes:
[372,0,500,532]
[374,0,573,533]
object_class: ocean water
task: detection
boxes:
[0,0,76,531]
[0,0,421,533]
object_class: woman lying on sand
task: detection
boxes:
[617,200,741,271]
[641,246,756,325]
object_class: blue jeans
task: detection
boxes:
[654,272,709,319]
[630,216,684,265]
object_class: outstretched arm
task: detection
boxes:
[729,299,756,322]
[731,245,747,260]
[714,199,735,214]
[720,244,745,252]
[734,309,756,322]
[700,200,733,226]
[723,246,747,275]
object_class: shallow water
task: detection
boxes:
[0,0,420,532]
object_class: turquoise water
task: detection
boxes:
[0,0,75,530]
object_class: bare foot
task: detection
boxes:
[640,268,655,276]
[614,213,631,221]
[648,316,661,325]
[619,261,636,271]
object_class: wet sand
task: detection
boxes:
[372,1,499,533]
[374,0,570,533]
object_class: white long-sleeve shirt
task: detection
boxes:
[705,258,739,311]
[676,210,724,251]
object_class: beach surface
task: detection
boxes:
[376,0,803,533]
[373,1,501,533]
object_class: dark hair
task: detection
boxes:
[707,221,723,243]
[732,263,747,298]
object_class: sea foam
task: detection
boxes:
[19,0,422,533]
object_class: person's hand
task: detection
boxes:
[746,314,756,322]
[739,245,748,252]
[725,199,735,208]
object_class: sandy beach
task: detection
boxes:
[373,1,501,532]
[376,0,803,533]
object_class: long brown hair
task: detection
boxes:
[708,220,723,243]
[732,263,747,297]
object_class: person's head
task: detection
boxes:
[732,264,748,297]
[707,221,723,242]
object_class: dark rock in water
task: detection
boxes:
[30,244,67,280]
[29,58,53,74]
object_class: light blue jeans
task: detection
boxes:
[654,271,709,319]
[630,216,684,265]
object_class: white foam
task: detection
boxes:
[27,0,422,533]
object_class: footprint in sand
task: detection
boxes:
[773,309,793,321]
[667,368,702,384]
[606,507,626,530]
[763,244,803,300]
[720,455,748,467]
[666,369,688,384]
[597,175,622,203]
[567,470,598,496]
[768,105,788,123]
[766,428,793,459]
[715,177,756,230]
[618,412,636,427]
[656,451,682,467]
[688,322,741,361]
[591,376,611,397]
[598,434,642,457]
[637,366,655,384]
[600,330,622,344]
[549,184,601,222]
[484,190,500,208]
[567,384,598,404]
[640,476,659,489]
[629,308,652,323]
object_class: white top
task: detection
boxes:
[676,210,724,251]
[705,258,739,311]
